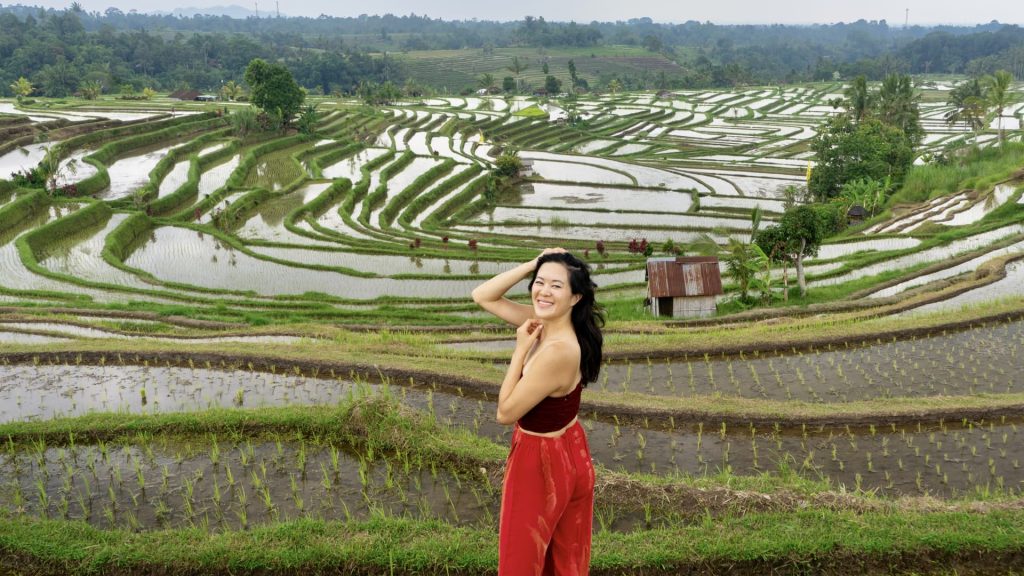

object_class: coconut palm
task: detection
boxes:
[220,80,243,102]
[80,80,103,100]
[843,75,873,123]
[984,70,1014,144]
[945,78,985,136]
[477,73,496,90]
[877,74,923,146]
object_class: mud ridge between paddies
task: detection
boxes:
[3,348,1024,428]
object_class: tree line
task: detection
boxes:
[0,7,394,97]
[2,6,1024,94]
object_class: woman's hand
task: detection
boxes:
[530,247,567,267]
[515,318,543,352]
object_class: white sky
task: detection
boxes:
[17,0,1024,24]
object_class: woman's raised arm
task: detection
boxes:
[471,248,565,326]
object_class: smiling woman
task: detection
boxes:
[471,248,604,575]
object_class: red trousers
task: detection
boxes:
[499,420,594,576]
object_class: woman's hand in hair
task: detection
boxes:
[531,247,566,267]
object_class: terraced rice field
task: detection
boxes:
[1,83,1023,572]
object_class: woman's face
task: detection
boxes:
[531,262,579,320]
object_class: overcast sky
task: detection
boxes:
[19,0,1024,25]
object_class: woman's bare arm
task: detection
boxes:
[470,259,535,327]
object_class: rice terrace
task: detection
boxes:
[1,5,1024,575]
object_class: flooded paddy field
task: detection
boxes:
[0,436,499,531]
[3,347,1024,499]
[597,319,1024,402]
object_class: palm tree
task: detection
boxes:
[80,80,102,100]
[877,74,923,145]
[478,73,496,91]
[945,78,985,135]
[220,80,243,102]
[507,56,528,93]
[843,75,873,123]
[984,70,1014,144]
[507,56,528,76]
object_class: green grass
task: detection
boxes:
[1,509,1021,575]
[513,104,548,117]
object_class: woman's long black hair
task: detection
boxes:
[531,252,605,385]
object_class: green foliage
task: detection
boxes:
[944,78,985,133]
[544,75,563,94]
[10,76,33,99]
[839,176,891,217]
[228,106,260,139]
[809,202,848,237]
[895,141,1024,205]
[79,80,102,100]
[984,70,1015,143]
[243,59,305,125]
[493,150,522,178]
[809,115,914,202]
[357,81,401,106]
[296,105,320,138]
[502,76,516,92]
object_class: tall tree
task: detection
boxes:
[843,75,873,123]
[984,70,1014,144]
[876,74,924,146]
[945,78,986,137]
[809,115,915,201]
[507,56,528,92]
[759,206,824,298]
[243,58,304,124]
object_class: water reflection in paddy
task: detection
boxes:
[0,143,53,180]
[473,207,757,230]
[320,148,390,181]
[99,142,185,200]
[906,260,1024,315]
[811,224,1024,288]
[124,226,511,299]
[510,183,692,213]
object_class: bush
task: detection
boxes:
[494,152,522,178]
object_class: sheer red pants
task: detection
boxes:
[498,420,594,576]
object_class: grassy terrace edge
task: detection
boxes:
[1,511,1021,576]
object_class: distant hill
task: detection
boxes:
[150,5,285,18]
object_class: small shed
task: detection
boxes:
[647,256,724,318]
[847,204,868,223]
[195,94,217,102]
[519,159,535,177]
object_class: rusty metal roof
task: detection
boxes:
[647,257,723,297]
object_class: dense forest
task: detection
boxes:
[1,4,1022,96]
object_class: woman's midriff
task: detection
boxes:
[518,416,578,438]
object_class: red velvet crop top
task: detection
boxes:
[518,380,583,433]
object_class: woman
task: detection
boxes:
[471,248,604,575]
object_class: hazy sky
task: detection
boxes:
[20,0,1024,24]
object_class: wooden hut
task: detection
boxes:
[646,256,723,318]
[847,204,868,224]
